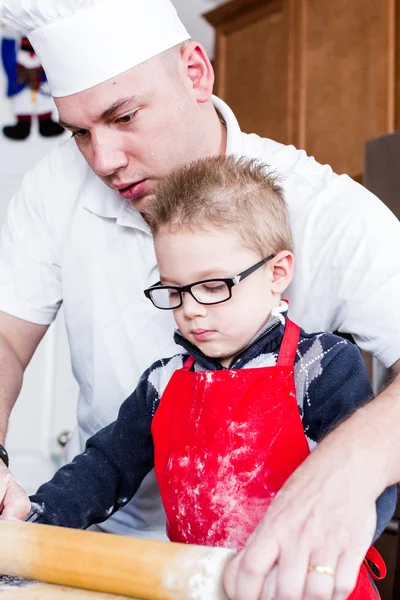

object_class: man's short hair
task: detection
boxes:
[148,155,294,256]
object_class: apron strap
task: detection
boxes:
[363,546,387,581]
[276,319,301,367]
[182,356,195,371]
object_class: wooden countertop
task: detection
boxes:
[0,578,134,599]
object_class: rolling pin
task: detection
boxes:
[0,521,235,600]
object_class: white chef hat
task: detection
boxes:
[0,0,190,97]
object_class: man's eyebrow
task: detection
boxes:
[100,95,140,121]
[58,95,140,130]
[58,119,75,130]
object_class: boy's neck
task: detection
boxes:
[219,301,287,368]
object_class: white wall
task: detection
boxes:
[172,0,228,58]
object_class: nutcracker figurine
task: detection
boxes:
[1,28,64,140]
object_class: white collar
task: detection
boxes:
[82,164,151,234]
[211,95,243,156]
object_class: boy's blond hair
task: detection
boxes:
[147,155,294,256]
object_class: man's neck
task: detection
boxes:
[218,115,227,155]
[207,101,227,156]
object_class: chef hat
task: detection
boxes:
[0,0,190,97]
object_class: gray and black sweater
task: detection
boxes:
[28,309,397,541]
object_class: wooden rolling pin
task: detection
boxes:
[0,521,234,600]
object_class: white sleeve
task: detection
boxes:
[0,167,62,325]
[307,175,400,368]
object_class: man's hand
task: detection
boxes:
[223,445,376,600]
[0,463,30,521]
[224,366,400,600]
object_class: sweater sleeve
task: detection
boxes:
[302,336,397,541]
[27,366,156,529]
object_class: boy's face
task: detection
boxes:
[155,228,293,367]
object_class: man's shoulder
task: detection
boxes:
[31,136,88,181]
[240,131,336,189]
[21,137,92,211]
[240,131,400,258]
[19,137,116,225]
[239,131,385,209]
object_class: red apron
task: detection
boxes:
[152,319,384,598]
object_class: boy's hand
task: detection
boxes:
[0,463,31,520]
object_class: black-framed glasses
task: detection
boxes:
[144,254,275,310]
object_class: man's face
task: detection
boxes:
[55,48,215,211]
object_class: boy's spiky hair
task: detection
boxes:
[147,154,294,256]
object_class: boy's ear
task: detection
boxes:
[181,41,214,103]
[270,251,294,294]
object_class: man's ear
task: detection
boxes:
[270,251,294,295]
[181,41,214,103]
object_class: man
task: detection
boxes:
[0,1,398,599]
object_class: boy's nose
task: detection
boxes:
[181,293,208,318]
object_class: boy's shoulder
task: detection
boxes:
[140,352,189,400]
[295,326,372,444]
[294,326,365,410]
[296,327,356,363]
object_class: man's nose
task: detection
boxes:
[91,131,129,178]
[181,292,208,319]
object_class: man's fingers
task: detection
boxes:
[224,537,279,600]
[224,433,379,600]
[302,546,338,600]
[0,470,31,521]
[223,552,240,598]
[331,552,362,600]
[274,542,309,600]
[2,486,31,520]
[260,565,278,600]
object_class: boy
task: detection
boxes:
[6,156,396,598]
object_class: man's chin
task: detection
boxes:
[133,193,157,220]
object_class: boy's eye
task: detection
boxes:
[203,283,226,293]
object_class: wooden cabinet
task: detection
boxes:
[204,0,398,180]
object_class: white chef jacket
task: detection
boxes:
[0,96,399,537]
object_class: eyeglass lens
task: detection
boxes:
[151,281,231,309]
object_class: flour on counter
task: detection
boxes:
[0,575,35,591]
